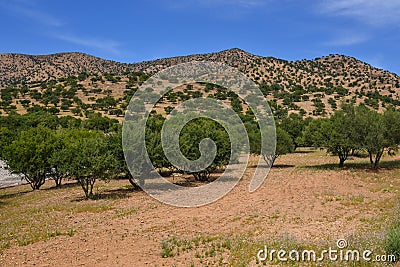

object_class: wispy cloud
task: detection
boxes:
[323,32,370,46]
[197,0,265,8]
[166,0,266,9]
[0,0,122,55]
[319,0,400,26]
[55,34,122,54]
[0,0,63,27]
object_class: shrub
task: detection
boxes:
[385,223,400,262]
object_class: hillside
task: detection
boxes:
[1,48,400,118]
[0,52,128,85]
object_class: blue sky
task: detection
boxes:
[1,0,400,74]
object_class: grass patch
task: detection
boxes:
[156,232,399,266]
[0,182,116,254]
[114,206,138,218]
[385,224,400,262]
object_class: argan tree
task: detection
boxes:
[55,130,117,198]
[3,126,57,190]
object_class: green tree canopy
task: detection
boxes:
[3,126,57,189]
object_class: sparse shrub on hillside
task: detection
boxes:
[78,72,89,81]
[108,109,123,117]
[164,106,174,115]
[95,96,117,110]
[20,99,31,108]
[29,89,42,100]
[328,98,337,110]
[364,97,380,110]
[82,113,119,132]
[312,98,326,116]
[334,86,349,96]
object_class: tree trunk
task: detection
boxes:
[369,151,374,166]
[192,171,210,182]
[27,173,46,190]
[372,148,384,170]
[262,154,276,167]
[54,176,62,187]
[128,177,141,190]
[339,158,345,168]
[338,149,349,168]
[89,182,94,197]
[80,179,89,199]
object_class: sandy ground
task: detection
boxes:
[0,150,399,266]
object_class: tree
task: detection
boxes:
[246,119,294,166]
[275,127,295,160]
[261,127,294,166]
[299,118,329,148]
[48,130,72,187]
[278,113,307,150]
[3,126,57,190]
[384,108,400,148]
[178,118,233,181]
[328,106,356,167]
[0,126,15,159]
[302,106,356,167]
[55,130,117,198]
[82,113,119,132]
[353,105,398,169]
[106,126,142,189]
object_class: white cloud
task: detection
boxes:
[55,34,122,54]
[319,0,400,25]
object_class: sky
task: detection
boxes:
[0,0,400,74]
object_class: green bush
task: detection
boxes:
[385,224,400,261]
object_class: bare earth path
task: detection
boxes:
[1,150,399,266]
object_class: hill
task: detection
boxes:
[0,52,128,85]
[1,48,400,118]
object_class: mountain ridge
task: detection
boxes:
[1,48,398,86]
[1,48,400,118]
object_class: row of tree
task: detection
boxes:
[1,103,400,198]
[301,104,400,168]
[0,112,242,198]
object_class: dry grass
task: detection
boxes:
[0,150,399,266]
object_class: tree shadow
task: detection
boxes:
[0,189,31,200]
[170,180,208,187]
[273,164,296,169]
[304,159,400,171]
[91,187,135,200]
[43,181,80,191]
[247,164,294,169]
[71,183,141,202]
[293,150,316,154]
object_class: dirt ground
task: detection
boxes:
[1,150,399,266]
